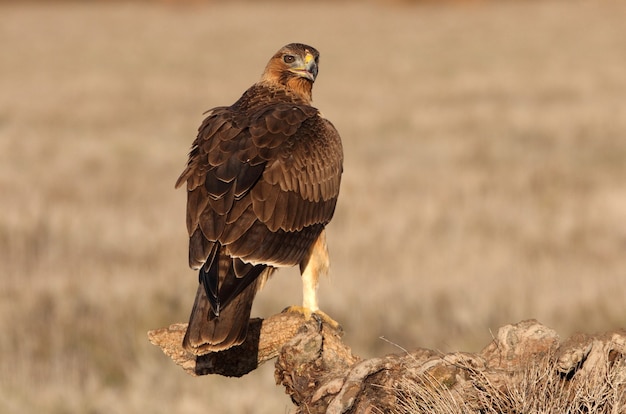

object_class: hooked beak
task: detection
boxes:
[290,51,318,81]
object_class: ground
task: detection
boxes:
[1,1,626,413]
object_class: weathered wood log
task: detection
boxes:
[148,316,626,413]
[147,312,308,377]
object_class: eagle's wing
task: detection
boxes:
[176,102,342,353]
[227,104,343,265]
[177,103,342,266]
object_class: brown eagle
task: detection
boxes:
[175,43,343,355]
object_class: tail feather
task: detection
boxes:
[183,242,271,355]
[200,249,265,317]
[183,276,261,355]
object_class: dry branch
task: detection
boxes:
[149,316,626,413]
[147,312,307,377]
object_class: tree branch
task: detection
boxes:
[149,316,626,413]
[148,312,309,377]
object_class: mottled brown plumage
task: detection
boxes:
[176,43,343,355]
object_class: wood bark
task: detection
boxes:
[149,314,626,413]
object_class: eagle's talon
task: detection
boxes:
[311,312,323,331]
[314,310,343,332]
[283,306,342,332]
[282,305,313,319]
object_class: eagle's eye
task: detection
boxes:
[283,55,295,64]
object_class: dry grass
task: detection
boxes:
[396,354,626,413]
[1,1,626,412]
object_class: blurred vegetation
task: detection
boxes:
[1,0,625,413]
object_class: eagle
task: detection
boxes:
[175,43,343,355]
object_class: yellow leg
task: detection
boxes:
[284,230,341,329]
[299,229,329,311]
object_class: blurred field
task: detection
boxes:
[1,1,626,412]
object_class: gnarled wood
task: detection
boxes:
[148,312,306,377]
[149,317,626,413]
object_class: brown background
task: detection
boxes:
[1,1,625,412]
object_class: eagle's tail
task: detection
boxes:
[182,246,270,355]
[182,278,258,355]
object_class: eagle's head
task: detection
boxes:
[261,43,320,102]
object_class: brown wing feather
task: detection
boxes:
[178,97,342,264]
[251,115,343,233]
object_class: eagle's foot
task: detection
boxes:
[282,306,342,332]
